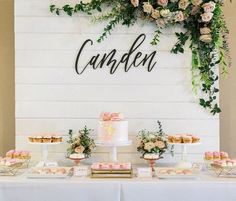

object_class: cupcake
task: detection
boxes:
[192,135,200,143]
[213,151,220,160]
[220,151,229,160]
[167,135,173,143]
[13,151,21,159]
[172,135,182,143]
[42,136,52,143]
[20,151,31,159]
[204,151,213,160]
[52,136,62,143]
[28,136,34,142]
[34,136,43,143]
[6,150,15,158]
[182,135,192,143]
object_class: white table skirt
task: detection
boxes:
[0,175,236,201]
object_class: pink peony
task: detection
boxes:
[130,0,139,7]
[202,1,216,13]
[157,0,168,7]
[175,11,185,22]
[201,12,213,22]
[110,112,124,121]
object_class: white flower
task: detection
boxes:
[130,0,139,7]
[192,0,202,6]
[151,9,160,19]
[178,0,190,10]
[202,1,216,13]
[144,142,155,152]
[201,12,213,22]
[160,9,170,17]
[149,134,156,139]
[143,2,153,14]
[155,141,166,149]
[174,11,185,22]
[81,0,92,4]
[199,34,212,43]
[156,18,167,28]
[200,27,211,35]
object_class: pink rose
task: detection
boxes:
[151,9,160,19]
[157,0,168,7]
[155,141,166,149]
[201,12,213,22]
[175,11,185,22]
[130,0,139,7]
[202,1,216,13]
[100,112,111,121]
[143,2,153,14]
[156,19,167,28]
[110,113,124,121]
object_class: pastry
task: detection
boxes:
[220,151,229,160]
[213,151,221,160]
[52,136,62,143]
[6,150,14,158]
[192,135,200,143]
[167,135,173,143]
[34,136,43,143]
[42,136,52,143]
[28,136,34,142]
[172,135,182,143]
[182,135,192,143]
[204,151,213,160]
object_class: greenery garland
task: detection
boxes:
[50,0,231,115]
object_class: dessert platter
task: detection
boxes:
[168,134,201,168]
[28,135,63,167]
[0,150,31,176]
[95,112,132,162]
[204,151,236,177]
[91,162,132,178]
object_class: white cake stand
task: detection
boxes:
[95,140,132,162]
[29,142,61,167]
[169,142,201,168]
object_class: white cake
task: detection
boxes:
[97,120,128,143]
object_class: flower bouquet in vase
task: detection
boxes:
[137,121,174,171]
[67,126,96,165]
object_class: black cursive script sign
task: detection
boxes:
[75,34,157,75]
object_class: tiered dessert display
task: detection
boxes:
[28,135,62,167]
[91,162,132,178]
[204,151,236,177]
[168,134,201,168]
[0,150,31,176]
[95,112,132,162]
[66,127,95,165]
[137,121,174,172]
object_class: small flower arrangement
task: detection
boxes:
[67,126,96,158]
[137,121,173,158]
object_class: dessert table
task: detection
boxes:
[0,174,236,201]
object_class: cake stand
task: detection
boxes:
[169,143,201,168]
[29,142,61,167]
[95,140,132,162]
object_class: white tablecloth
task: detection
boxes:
[0,175,236,201]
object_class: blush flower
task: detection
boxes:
[200,27,211,35]
[130,0,139,7]
[201,12,213,22]
[75,146,85,153]
[156,18,167,28]
[144,142,155,152]
[202,1,216,13]
[160,9,170,17]
[151,9,160,19]
[157,0,168,7]
[199,34,212,43]
[174,11,185,22]
[155,141,166,149]
[192,0,202,6]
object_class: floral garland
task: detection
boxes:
[50,0,230,115]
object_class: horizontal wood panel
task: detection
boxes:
[15,101,217,119]
[15,16,186,35]
[15,85,194,102]
[15,119,219,137]
[15,33,183,51]
[16,136,219,155]
[15,68,191,85]
[15,50,191,68]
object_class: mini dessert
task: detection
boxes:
[91,162,132,170]
[6,150,14,158]
[42,136,52,143]
[172,135,182,143]
[192,135,200,143]
[182,135,192,143]
[213,151,221,160]
[28,136,34,142]
[144,153,160,159]
[52,136,62,143]
[205,151,213,160]
[34,136,43,143]
[220,151,229,160]
[167,136,173,143]
[20,151,31,159]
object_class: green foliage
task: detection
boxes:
[50,0,231,115]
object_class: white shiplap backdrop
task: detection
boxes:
[15,0,219,164]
